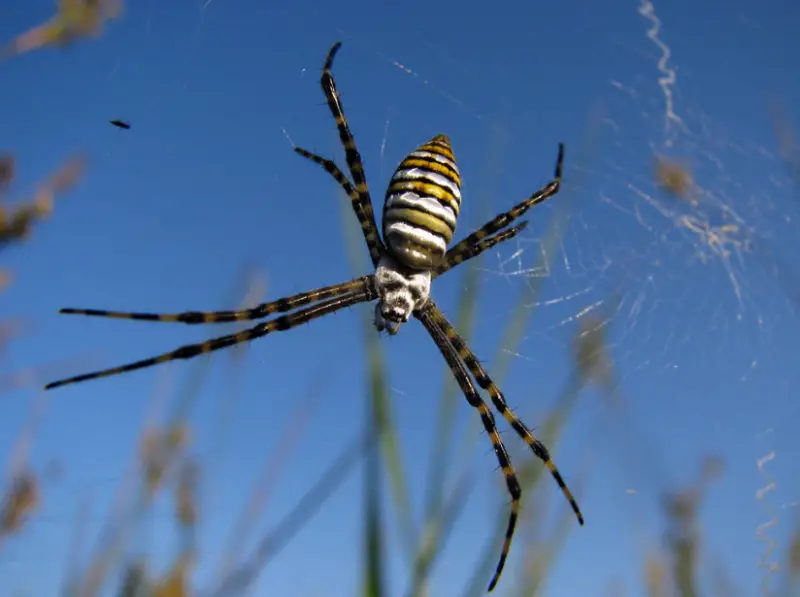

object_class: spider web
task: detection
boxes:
[476,5,799,408]
[324,7,798,595]
[480,6,799,593]
[345,2,799,592]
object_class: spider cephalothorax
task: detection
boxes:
[45,41,582,592]
[373,253,431,334]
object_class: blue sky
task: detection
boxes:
[1,0,798,595]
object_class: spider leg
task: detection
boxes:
[57,277,373,324]
[426,300,584,539]
[443,143,564,269]
[315,41,383,266]
[433,222,528,279]
[415,304,520,593]
[293,148,385,264]
[45,288,376,391]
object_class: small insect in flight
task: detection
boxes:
[109,119,130,130]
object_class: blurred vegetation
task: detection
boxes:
[0,153,85,254]
[654,156,694,202]
[2,9,799,597]
[3,0,123,59]
[765,94,800,200]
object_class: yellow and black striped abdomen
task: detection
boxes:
[383,134,462,270]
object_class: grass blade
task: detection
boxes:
[208,429,375,597]
[338,183,414,582]
[405,468,476,597]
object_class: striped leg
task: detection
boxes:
[443,144,564,268]
[45,289,376,391]
[57,276,372,324]
[426,301,584,580]
[433,222,528,279]
[415,304,520,593]
[317,41,383,266]
[293,148,385,264]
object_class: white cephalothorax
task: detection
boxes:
[373,253,431,334]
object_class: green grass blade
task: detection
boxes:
[406,469,476,597]
[517,463,590,597]
[363,419,385,597]
[338,189,411,594]
[208,430,375,597]
[362,323,388,597]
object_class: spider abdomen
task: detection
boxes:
[383,134,462,270]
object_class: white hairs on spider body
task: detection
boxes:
[373,253,432,335]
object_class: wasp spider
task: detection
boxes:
[45,41,583,590]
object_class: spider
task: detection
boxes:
[44,41,583,590]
